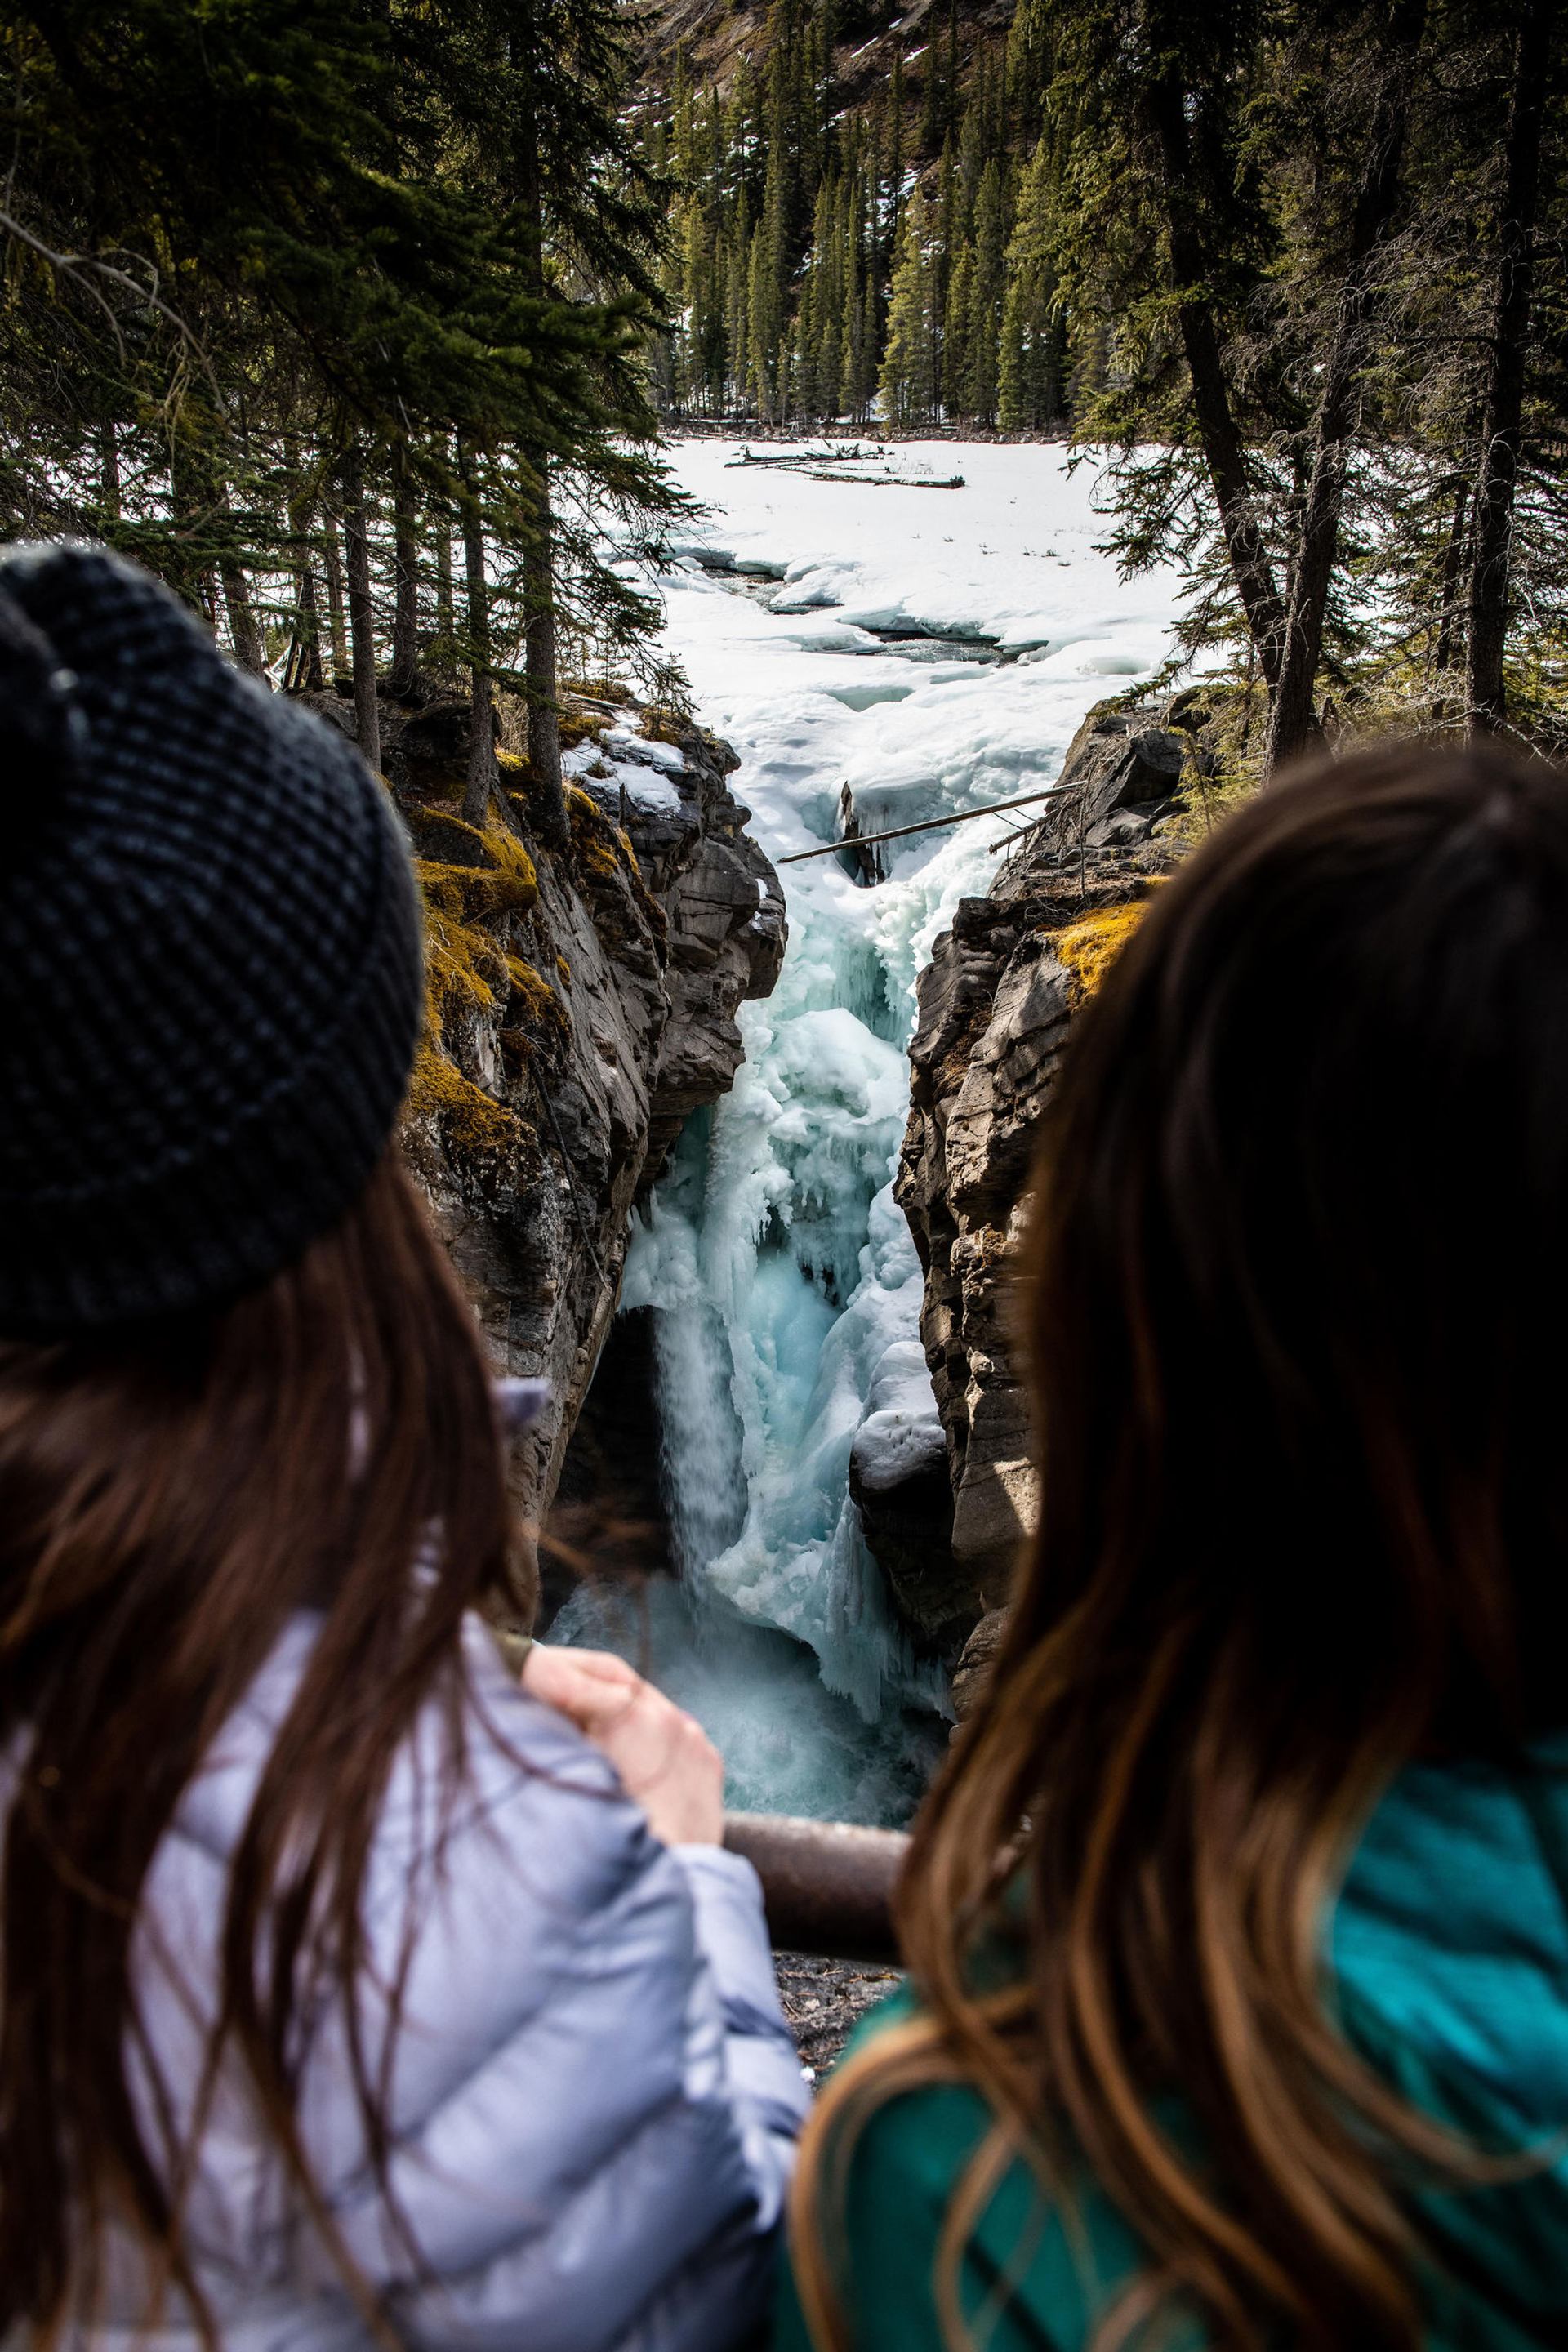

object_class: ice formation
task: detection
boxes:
[557,443,1188,1824]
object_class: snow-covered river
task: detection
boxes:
[559,441,1187,1824]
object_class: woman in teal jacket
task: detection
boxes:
[783,745,1568,2352]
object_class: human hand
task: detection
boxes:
[521,1643,724,1847]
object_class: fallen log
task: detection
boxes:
[801,470,964,488]
[724,1811,910,1964]
[778,783,1058,865]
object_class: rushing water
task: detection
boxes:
[555,442,1185,1824]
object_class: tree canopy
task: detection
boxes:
[2,0,681,826]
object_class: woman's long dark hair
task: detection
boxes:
[794,744,1568,2350]
[0,1148,518,2344]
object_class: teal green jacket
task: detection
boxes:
[777,1747,1568,2350]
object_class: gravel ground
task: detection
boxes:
[775,1953,903,2080]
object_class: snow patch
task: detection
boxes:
[604,721,685,773]
[563,725,688,813]
[853,1339,947,1494]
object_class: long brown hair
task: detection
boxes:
[0,1147,519,2344]
[794,744,1568,2350]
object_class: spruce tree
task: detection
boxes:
[944,243,976,421]
[965,159,1009,426]
[883,49,907,295]
[880,199,938,428]
[1467,0,1554,735]
[998,136,1062,431]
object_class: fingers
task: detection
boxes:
[521,1643,641,1723]
[520,1643,723,1846]
[545,1646,642,1688]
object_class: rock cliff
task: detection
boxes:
[884,700,1196,1703]
[299,683,785,1614]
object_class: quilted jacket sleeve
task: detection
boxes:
[290,1638,809,2352]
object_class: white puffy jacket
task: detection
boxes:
[66,1615,809,2350]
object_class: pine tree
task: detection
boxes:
[943,241,976,420]
[746,219,783,420]
[998,136,1064,432]
[1005,0,1053,141]
[844,166,876,420]
[964,158,1009,425]
[882,48,906,292]
[933,134,962,404]
[919,0,960,158]
[4,0,681,813]
[725,218,753,412]
[880,198,938,428]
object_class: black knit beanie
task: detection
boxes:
[0,542,425,1336]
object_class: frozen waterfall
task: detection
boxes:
[555,442,1186,1824]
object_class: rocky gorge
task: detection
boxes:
[297,679,787,1624]
[311,443,1216,1854]
[370,691,1205,1780]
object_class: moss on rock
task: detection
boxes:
[405,1044,522,1160]
[567,785,669,951]
[1049,899,1150,1006]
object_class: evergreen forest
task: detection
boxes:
[1,0,683,847]
[651,0,1565,755]
[2,0,1564,767]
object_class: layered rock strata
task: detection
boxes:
[884,701,1193,1701]
[297,683,785,1611]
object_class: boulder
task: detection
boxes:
[847,1339,969,1654]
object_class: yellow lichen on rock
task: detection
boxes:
[558,710,606,752]
[405,1043,521,1158]
[408,814,545,1165]
[567,785,626,884]
[414,817,541,1035]
[566,788,668,947]
[1049,899,1150,1006]
[421,904,508,1025]
[415,816,538,922]
[500,958,573,1069]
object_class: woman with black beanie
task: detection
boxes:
[0,542,806,2350]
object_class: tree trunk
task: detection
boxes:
[436,529,454,644]
[1263,0,1426,776]
[461,483,494,829]
[167,432,220,632]
[323,523,350,679]
[340,444,382,774]
[1145,71,1286,692]
[390,441,421,698]
[1467,0,1552,737]
[510,16,570,854]
[525,472,569,852]
[288,500,325,693]
[297,561,323,691]
[1432,479,1469,697]
[99,421,121,525]
[220,559,269,678]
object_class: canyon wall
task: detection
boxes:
[298,683,785,1618]
[880,701,1199,1707]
